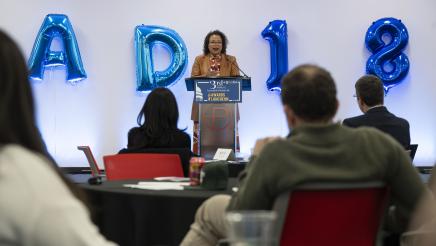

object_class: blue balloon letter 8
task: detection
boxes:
[135,25,188,91]
[28,14,87,83]
[365,17,409,92]
[261,20,288,92]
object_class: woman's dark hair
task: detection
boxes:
[0,30,46,153]
[136,87,181,146]
[203,30,228,55]
[0,29,87,203]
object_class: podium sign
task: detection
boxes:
[185,76,251,92]
[194,78,242,103]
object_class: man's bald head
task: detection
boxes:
[281,64,338,122]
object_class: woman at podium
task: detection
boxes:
[190,30,241,156]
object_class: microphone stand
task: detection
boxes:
[226,56,249,78]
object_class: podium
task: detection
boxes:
[185,76,251,159]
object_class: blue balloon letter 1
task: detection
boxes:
[28,14,87,83]
[262,20,288,91]
[365,17,409,92]
[135,25,188,91]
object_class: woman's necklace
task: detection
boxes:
[209,54,222,75]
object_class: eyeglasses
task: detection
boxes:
[209,41,222,44]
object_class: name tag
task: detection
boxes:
[213,148,235,161]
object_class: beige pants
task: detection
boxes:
[401,217,436,246]
[181,195,231,246]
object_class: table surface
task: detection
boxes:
[80,178,236,197]
[72,172,431,246]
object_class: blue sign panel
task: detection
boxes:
[195,78,242,103]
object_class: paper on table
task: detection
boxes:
[124,182,190,190]
[153,177,190,182]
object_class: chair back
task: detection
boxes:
[77,146,102,176]
[118,147,192,177]
[408,144,418,161]
[103,153,184,180]
[273,181,389,246]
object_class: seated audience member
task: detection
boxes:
[127,87,191,149]
[343,75,411,149]
[0,30,116,245]
[181,64,427,246]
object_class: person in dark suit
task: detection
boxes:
[127,87,191,149]
[343,75,411,149]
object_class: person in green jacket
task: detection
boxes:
[181,64,428,246]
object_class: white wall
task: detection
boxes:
[0,0,435,166]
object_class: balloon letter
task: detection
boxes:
[28,14,87,83]
[261,20,288,91]
[365,17,409,92]
[135,25,188,91]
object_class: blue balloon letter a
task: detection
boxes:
[135,25,188,92]
[28,14,87,83]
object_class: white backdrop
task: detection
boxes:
[0,0,435,167]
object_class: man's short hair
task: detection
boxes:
[281,64,337,121]
[355,75,384,106]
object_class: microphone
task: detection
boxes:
[226,56,249,78]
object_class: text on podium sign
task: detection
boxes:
[194,78,242,103]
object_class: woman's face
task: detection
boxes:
[208,34,223,56]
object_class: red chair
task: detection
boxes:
[273,181,389,246]
[118,147,192,177]
[103,153,184,180]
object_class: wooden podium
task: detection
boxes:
[185,76,251,159]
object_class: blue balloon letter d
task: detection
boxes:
[135,25,188,92]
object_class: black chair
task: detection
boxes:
[408,144,418,161]
[118,147,193,177]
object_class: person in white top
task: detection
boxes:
[0,29,116,246]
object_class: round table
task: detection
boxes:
[80,179,236,246]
